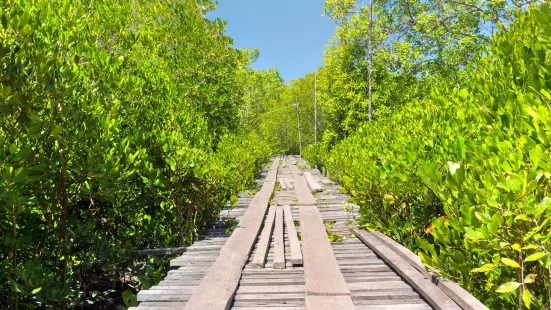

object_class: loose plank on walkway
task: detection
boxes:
[292,168,316,206]
[303,172,322,192]
[298,177,354,309]
[252,206,277,268]
[278,179,288,191]
[300,205,351,298]
[352,228,461,310]
[283,205,303,265]
[184,158,279,310]
[273,207,286,269]
[370,231,489,310]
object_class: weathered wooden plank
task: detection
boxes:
[137,292,192,302]
[183,158,279,310]
[347,281,412,291]
[354,298,428,306]
[370,231,489,310]
[239,278,305,286]
[352,228,461,310]
[279,178,288,191]
[234,293,304,302]
[293,174,316,206]
[138,247,187,256]
[303,172,323,192]
[251,205,277,268]
[305,295,355,310]
[236,285,305,294]
[352,290,420,300]
[273,207,286,269]
[290,164,302,175]
[299,204,352,301]
[283,205,303,265]
[355,304,432,310]
[232,307,304,310]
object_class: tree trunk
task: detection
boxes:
[368,0,374,122]
[60,165,69,310]
[12,205,18,310]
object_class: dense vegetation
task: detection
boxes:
[3,0,550,308]
[297,2,551,309]
[0,0,274,308]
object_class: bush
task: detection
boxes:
[318,5,551,308]
[0,0,272,308]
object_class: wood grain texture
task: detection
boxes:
[283,205,303,265]
[352,228,461,310]
[303,172,322,192]
[184,158,279,310]
[251,206,277,268]
[273,207,286,269]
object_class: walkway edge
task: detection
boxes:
[352,228,462,310]
[370,231,489,310]
[184,158,279,310]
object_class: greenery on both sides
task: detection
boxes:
[302,4,551,309]
[0,0,275,308]
[3,0,551,309]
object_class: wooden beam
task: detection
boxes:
[184,158,279,310]
[273,207,286,269]
[251,206,277,268]
[352,228,461,310]
[304,172,323,192]
[283,205,303,265]
[278,179,287,191]
[306,295,355,310]
[299,204,352,301]
[137,247,186,256]
[370,231,489,310]
[293,173,316,206]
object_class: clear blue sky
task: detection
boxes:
[209,0,336,82]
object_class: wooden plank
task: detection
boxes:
[293,174,316,206]
[138,247,187,256]
[183,158,278,310]
[370,231,489,310]
[278,179,288,191]
[283,205,303,265]
[270,157,280,170]
[305,295,355,310]
[355,304,432,310]
[273,207,286,269]
[299,205,352,297]
[251,206,277,268]
[290,164,302,175]
[304,172,323,192]
[237,285,305,294]
[352,228,461,310]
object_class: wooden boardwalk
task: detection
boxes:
[131,157,488,310]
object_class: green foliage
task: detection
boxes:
[312,5,551,308]
[318,0,540,146]
[258,73,322,154]
[0,0,272,308]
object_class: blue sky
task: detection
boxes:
[209,0,336,82]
